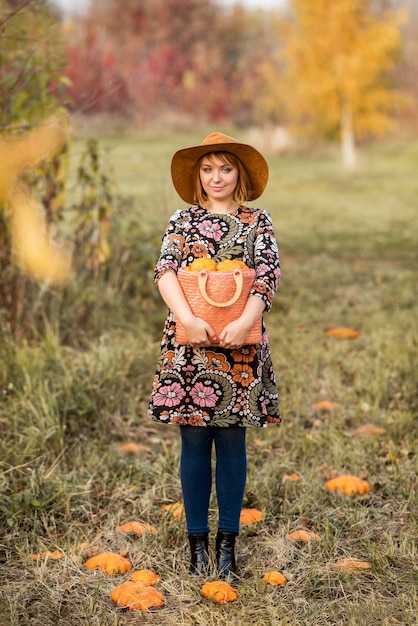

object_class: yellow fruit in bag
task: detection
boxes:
[216,259,249,271]
[186,258,218,272]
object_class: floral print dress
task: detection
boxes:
[147,205,281,428]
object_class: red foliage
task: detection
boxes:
[65,27,129,113]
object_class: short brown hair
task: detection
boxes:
[193,152,251,207]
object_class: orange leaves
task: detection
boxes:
[325,327,360,339]
[84,552,132,575]
[240,508,263,525]
[160,502,184,521]
[286,529,321,544]
[201,580,238,604]
[116,521,157,537]
[324,475,371,496]
[111,581,164,611]
[263,571,287,586]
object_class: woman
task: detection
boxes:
[148,132,281,580]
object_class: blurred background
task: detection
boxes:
[1,0,417,347]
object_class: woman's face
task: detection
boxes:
[199,154,239,205]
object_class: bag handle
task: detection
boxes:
[197,269,243,307]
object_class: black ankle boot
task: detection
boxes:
[216,531,238,580]
[188,533,209,575]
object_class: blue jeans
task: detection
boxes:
[180,426,247,535]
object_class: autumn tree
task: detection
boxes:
[0,0,69,128]
[64,0,272,125]
[279,0,407,169]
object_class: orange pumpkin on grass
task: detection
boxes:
[84,552,132,575]
[130,569,160,586]
[116,521,157,537]
[334,557,372,572]
[263,571,287,586]
[325,327,360,339]
[201,580,238,604]
[324,475,370,496]
[286,529,321,543]
[111,581,164,611]
[240,508,263,525]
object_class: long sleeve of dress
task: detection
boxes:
[248,210,280,313]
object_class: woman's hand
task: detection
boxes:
[218,320,251,349]
[182,316,217,347]
[157,271,217,346]
[219,295,265,349]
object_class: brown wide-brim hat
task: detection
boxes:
[170,131,269,204]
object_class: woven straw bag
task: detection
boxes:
[176,267,262,346]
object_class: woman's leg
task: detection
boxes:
[214,427,247,578]
[180,426,214,535]
[214,427,247,534]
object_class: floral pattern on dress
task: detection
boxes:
[148,205,281,428]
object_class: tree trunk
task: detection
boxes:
[341,105,356,171]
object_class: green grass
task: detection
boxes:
[0,131,417,625]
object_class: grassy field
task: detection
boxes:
[0,129,417,625]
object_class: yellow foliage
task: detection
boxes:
[279,0,408,140]
[10,186,72,286]
[0,115,72,285]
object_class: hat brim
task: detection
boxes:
[171,141,268,205]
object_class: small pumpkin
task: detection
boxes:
[239,508,263,525]
[30,549,64,560]
[262,571,287,586]
[116,521,157,537]
[31,542,98,560]
[111,581,164,611]
[325,327,360,339]
[187,258,217,272]
[160,501,184,521]
[286,529,321,543]
[201,580,238,604]
[334,557,372,572]
[312,401,341,412]
[119,442,141,453]
[324,475,370,496]
[354,424,387,437]
[217,259,249,271]
[130,569,160,586]
[84,552,132,575]
[282,473,303,483]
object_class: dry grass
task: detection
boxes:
[0,133,417,625]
